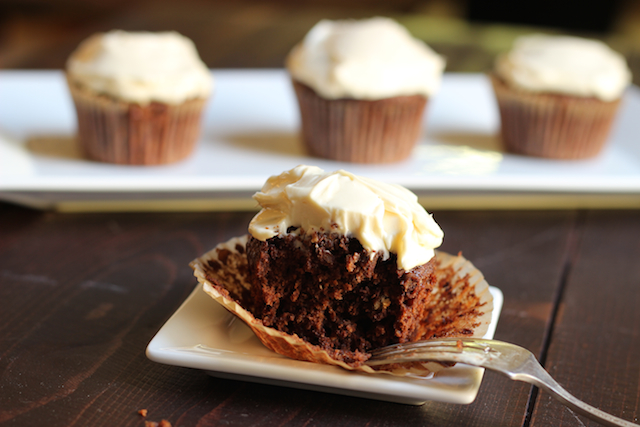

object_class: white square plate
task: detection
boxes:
[146,285,503,405]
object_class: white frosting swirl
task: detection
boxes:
[286,17,445,100]
[249,165,444,271]
[496,34,631,101]
[67,30,213,104]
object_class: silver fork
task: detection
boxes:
[367,337,637,427]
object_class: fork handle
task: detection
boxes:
[512,358,637,427]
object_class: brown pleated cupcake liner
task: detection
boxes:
[190,234,494,378]
[490,74,621,159]
[291,80,428,164]
[67,77,207,165]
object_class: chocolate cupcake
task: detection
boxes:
[190,165,494,375]
[286,18,445,163]
[66,30,213,165]
[492,34,631,159]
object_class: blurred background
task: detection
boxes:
[2,0,640,83]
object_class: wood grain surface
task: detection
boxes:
[2,1,640,425]
[3,204,638,426]
[530,211,640,427]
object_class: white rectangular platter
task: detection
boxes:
[146,283,503,405]
[2,70,640,210]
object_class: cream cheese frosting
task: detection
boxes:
[286,17,446,100]
[249,165,444,271]
[496,34,631,101]
[67,30,213,105]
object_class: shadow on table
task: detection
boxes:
[225,132,306,157]
[23,131,503,162]
[27,132,306,161]
[228,131,504,158]
[27,135,83,160]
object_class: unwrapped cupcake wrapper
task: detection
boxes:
[67,77,207,165]
[190,235,494,378]
[490,74,621,159]
[292,80,428,164]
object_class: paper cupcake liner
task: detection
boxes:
[490,74,621,159]
[67,77,207,165]
[291,80,428,164]
[190,235,493,378]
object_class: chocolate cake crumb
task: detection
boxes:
[246,231,436,365]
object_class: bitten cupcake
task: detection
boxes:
[191,165,494,374]
[492,34,631,159]
[66,30,213,165]
[286,17,445,163]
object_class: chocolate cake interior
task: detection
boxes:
[245,228,435,365]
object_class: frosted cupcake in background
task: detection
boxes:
[492,34,631,159]
[66,30,213,165]
[286,17,445,164]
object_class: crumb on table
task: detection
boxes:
[145,420,172,427]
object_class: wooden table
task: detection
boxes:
[2,2,640,425]
[1,204,639,427]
